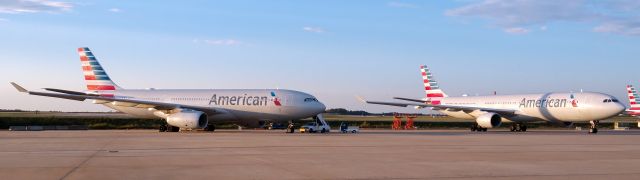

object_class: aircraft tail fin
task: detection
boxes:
[627,85,640,108]
[77,47,121,91]
[420,65,447,105]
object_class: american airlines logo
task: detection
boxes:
[208,92,281,106]
[519,97,569,108]
[271,92,282,106]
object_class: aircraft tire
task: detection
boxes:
[159,124,167,132]
[169,126,180,132]
[205,124,215,132]
[321,129,326,133]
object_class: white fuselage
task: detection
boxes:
[94,89,326,127]
[437,92,625,123]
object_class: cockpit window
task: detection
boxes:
[304,98,318,102]
[603,99,618,103]
[612,99,619,102]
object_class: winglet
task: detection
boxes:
[10,82,28,93]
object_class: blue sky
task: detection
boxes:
[1,0,639,113]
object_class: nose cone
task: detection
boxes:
[613,102,626,115]
[584,101,626,120]
[599,102,626,119]
[315,102,327,114]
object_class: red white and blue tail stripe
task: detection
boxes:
[420,65,447,105]
[78,47,121,91]
[627,85,640,115]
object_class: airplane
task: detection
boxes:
[625,85,640,116]
[10,47,327,132]
[362,65,625,134]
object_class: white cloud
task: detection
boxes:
[303,26,325,33]
[193,39,243,46]
[594,21,640,36]
[445,0,640,36]
[387,1,419,8]
[108,8,121,13]
[504,27,530,34]
[0,0,73,14]
[602,0,640,12]
[446,0,590,27]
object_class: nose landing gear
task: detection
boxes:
[589,120,599,134]
[286,121,295,133]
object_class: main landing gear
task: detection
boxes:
[159,124,180,132]
[589,120,599,134]
[204,124,216,132]
[470,123,487,132]
[510,123,527,132]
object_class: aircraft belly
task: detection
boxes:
[103,101,309,127]
[520,107,586,122]
[233,105,305,120]
[506,115,543,122]
[208,113,237,122]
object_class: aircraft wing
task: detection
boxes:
[10,82,221,115]
[362,96,517,115]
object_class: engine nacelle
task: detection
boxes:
[166,111,208,129]
[476,113,502,128]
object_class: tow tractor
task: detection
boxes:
[299,114,331,133]
[340,122,359,133]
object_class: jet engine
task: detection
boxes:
[166,111,208,129]
[476,113,502,128]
